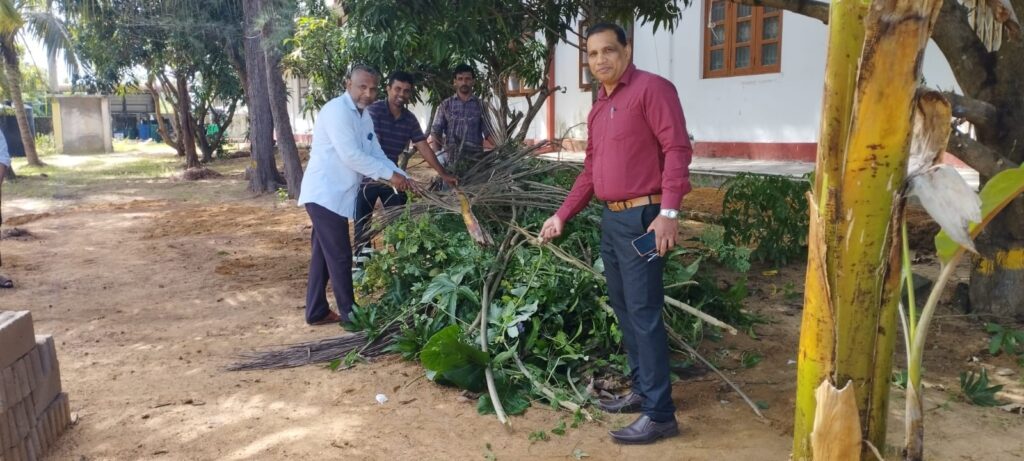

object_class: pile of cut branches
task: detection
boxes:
[232,141,762,421]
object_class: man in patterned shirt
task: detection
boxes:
[428,64,495,169]
[355,71,457,255]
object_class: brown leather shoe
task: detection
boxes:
[309,310,341,325]
[598,392,645,413]
[609,414,680,445]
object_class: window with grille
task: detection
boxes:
[703,1,782,78]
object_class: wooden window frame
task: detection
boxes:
[506,74,538,97]
[703,0,782,78]
[579,20,595,91]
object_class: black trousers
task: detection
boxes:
[600,204,676,422]
[353,183,407,254]
[304,203,354,323]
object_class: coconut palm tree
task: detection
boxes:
[0,0,77,166]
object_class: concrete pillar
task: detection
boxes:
[51,95,114,154]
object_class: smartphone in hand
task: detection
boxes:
[631,231,659,261]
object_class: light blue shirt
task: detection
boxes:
[297,92,406,218]
[0,130,9,167]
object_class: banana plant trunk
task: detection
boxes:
[793,1,944,459]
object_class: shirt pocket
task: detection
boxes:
[608,106,645,142]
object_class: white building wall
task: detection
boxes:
[541,5,961,146]
[285,3,963,152]
[640,9,830,144]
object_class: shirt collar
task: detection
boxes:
[341,92,359,113]
[369,100,406,120]
[452,94,479,104]
[597,63,637,100]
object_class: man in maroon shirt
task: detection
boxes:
[540,22,692,445]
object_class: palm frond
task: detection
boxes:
[364,141,574,246]
[0,0,23,36]
[22,10,79,73]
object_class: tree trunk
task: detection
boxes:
[147,78,180,152]
[968,56,1024,319]
[176,71,200,169]
[1,36,40,166]
[261,5,304,199]
[197,119,214,163]
[195,93,213,163]
[158,73,187,157]
[242,0,283,193]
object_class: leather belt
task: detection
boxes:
[606,194,661,212]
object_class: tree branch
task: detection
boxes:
[932,0,997,98]
[943,91,999,128]
[947,130,1020,178]
[729,0,829,23]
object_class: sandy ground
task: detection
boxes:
[0,149,1022,460]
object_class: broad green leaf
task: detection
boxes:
[936,164,1024,263]
[437,363,486,393]
[477,390,531,416]
[420,325,488,373]
[989,332,1005,355]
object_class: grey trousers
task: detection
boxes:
[600,204,676,422]
[304,203,354,323]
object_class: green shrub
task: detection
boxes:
[35,134,56,157]
[720,172,811,265]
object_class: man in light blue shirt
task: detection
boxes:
[297,65,413,325]
[0,130,10,182]
[0,129,13,288]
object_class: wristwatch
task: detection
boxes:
[659,208,679,219]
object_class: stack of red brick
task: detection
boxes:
[0,311,70,461]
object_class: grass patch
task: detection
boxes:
[4,152,180,200]
[113,138,179,155]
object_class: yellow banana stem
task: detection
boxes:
[795,0,944,458]
[833,1,941,453]
[792,0,868,457]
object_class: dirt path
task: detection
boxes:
[0,150,1021,460]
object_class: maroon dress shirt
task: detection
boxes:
[555,64,693,222]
